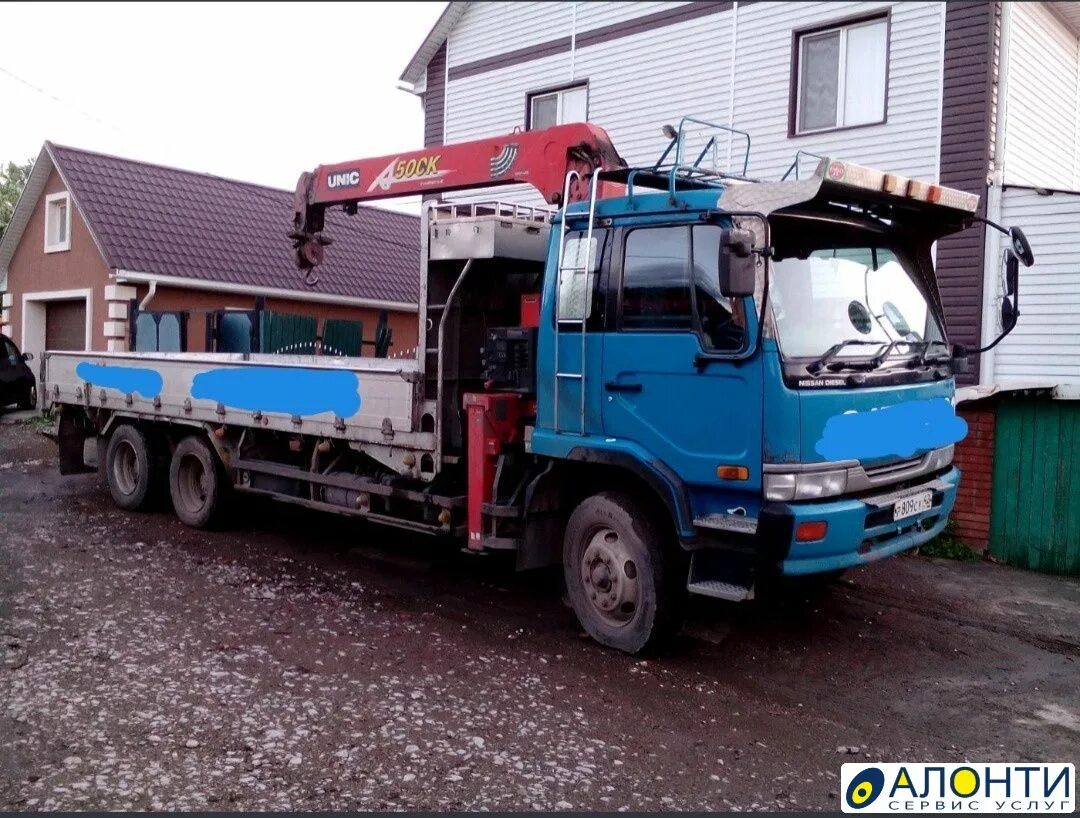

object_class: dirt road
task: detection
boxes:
[1,419,1077,810]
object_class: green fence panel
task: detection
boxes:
[259,312,317,355]
[989,397,1080,576]
[323,318,363,357]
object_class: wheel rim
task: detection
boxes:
[580,527,641,627]
[112,440,139,496]
[176,453,210,514]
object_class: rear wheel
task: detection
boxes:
[169,435,227,529]
[105,424,154,511]
[563,491,685,654]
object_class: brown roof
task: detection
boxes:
[48,142,420,305]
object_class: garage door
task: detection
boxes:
[45,300,87,350]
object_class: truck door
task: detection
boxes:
[600,223,764,497]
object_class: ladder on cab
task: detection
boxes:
[553,170,600,435]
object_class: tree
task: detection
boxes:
[0,159,34,241]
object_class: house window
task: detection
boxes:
[793,15,888,135]
[527,83,588,130]
[44,192,71,253]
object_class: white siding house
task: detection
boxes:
[402,0,1079,392]
[436,1,945,201]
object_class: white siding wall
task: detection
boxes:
[1001,2,1080,189]
[733,2,943,181]
[442,1,945,205]
[572,9,734,165]
[993,188,1080,383]
[449,2,574,67]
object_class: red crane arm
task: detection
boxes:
[290,122,626,270]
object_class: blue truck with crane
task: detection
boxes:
[44,118,1033,652]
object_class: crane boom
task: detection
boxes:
[291,122,626,270]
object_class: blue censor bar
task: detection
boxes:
[75,362,163,399]
[815,397,968,460]
[190,367,361,417]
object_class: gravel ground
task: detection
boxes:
[1,418,1078,811]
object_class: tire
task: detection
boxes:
[563,491,686,654]
[105,424,155,511]
[17,384,35,410]
[168,435,227,529]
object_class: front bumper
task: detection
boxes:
[779,466,959,576]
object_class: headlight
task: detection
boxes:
[927,444,954,471]
[764,469,849,501]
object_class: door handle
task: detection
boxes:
[605,381,643,393]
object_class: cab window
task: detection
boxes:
[557,228,609,331]
[620,225,747,351]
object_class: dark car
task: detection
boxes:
[0,336,36,410]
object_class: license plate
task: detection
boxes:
[893,490,933,521]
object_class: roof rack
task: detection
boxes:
[780,150,826,181]
[618,115,758,203]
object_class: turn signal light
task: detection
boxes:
[716,465,750,481]
[795,521,829,542]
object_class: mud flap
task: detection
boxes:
[57,406,95,475]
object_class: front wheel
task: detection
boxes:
[169,435,227,529]
[563,491,685,654]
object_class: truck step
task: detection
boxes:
[694,513,758,535]
[686,579,754,602]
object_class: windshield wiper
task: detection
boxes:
[869,339,917,368]
[806,339,888,374]
[858,339,952,372]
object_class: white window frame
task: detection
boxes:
[44,192,72,253]
[793,16,888,136]
[527,83,588,130]
[20,288,94,356]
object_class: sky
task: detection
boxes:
[0,1,446,213]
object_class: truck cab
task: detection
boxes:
[519,144,1025,651]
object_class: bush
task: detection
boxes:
[918,522,980,561]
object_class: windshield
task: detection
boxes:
[769,246,944,364]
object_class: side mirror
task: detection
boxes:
[1009,227,1034,267]
[1005,251,1019,297]
[21,352,33,362]
[718,228,756,298]
[1001,295,1017,330]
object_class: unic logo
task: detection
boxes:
[841,763,1074,814]
[326,169,361,189]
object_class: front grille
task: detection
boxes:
[849,465,953,502]
[864,456,922,478]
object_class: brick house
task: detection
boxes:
[0,142,421,361]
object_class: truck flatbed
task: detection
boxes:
[43,349,434,477]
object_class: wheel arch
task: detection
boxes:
[518,447,695,570]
